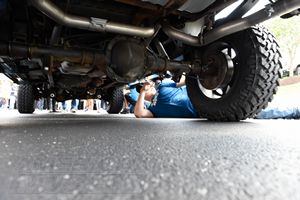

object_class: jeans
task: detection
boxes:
[256,106,300,119]
[71,99,79,110]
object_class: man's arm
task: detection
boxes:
[176,73,186,87]
[134,84,154,118]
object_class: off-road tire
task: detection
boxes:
[106,87,124,114]
[17,84,35,114]
[187,26,282,121]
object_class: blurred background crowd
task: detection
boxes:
[0,74,111,113]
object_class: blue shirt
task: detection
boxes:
[148,81,198,118]
[129,88,139,104]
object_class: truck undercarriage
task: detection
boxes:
[0,0,299,120]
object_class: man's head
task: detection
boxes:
[137,81,156,101]
[144,86,156,101]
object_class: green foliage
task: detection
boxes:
[263,17,300,70]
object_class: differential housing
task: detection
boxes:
[107,38,147,82]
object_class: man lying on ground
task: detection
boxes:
[134,78,198,118]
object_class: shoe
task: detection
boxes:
[97,108,108,114]
[120,108,130,114]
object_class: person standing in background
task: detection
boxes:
[0,75,12,109]
[71,99,79,113]
[96,99,107,113]
[64,100,72,112]
[86,98,94,111]
[9,91,16,109]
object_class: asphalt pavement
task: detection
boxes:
[0,110,300,200]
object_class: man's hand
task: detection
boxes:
[140,81,154,93]
[176,73,186,87]
[134,81,154,118]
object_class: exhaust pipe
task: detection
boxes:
[30,0,300,46]
[163,0,300,46]
[31,0,155,38]
[0,42,106,65]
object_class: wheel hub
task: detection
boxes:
[200,52,234,90]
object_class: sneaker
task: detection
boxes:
[97,108,108,114]
[120,108,130,114]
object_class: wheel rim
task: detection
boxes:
[197,42,237,99]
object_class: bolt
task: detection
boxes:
[265,4,275,17]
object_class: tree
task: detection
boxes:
[263,16,300,73]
